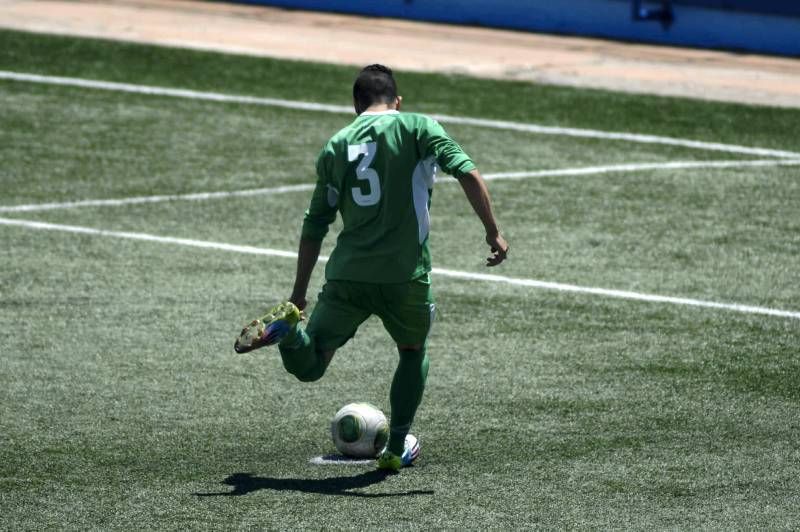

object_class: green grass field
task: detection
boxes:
[1,29,800,529]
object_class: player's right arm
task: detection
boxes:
[289,146,338,309]
[456,169,509,267]
[416,116,509,267]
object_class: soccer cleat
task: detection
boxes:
[233,301,301,354]
[376,434,420,471]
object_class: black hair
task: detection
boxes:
[353,64,397,114]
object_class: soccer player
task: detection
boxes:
[235,64,508,471]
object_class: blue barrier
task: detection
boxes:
[231,0,800,57]
[675,0,800,18]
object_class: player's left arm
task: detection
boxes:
[290,147,338,309]
[289,237,322,311]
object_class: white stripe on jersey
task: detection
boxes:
[411,157,438,244]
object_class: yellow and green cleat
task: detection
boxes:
[234,301,301,353]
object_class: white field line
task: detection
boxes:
[0,217,300,260]
[2,216,799,321]
[0,183,314,213]
[2,158,799,214]
[2,70,799,159]
[433,268,800,320]
[429,113,800,160]
[481,158,800,181]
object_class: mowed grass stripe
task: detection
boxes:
[2,216,798,320]
[2,70,798,159]
[2,159,798,213]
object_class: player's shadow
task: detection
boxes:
[194,470,434,498]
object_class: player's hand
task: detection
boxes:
[485,233,509,267]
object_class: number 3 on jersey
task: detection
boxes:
[348,142,381,206]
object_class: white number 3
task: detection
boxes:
[348,142,381,206]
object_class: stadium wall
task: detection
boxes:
[230,0,800,57]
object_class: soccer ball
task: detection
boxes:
[330,402,389,458]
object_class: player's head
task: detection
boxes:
[353,64,401,115]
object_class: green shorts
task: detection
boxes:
[306,275,436,351]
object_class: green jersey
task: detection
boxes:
[302,110,476,283]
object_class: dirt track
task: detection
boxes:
[2,0,800,108]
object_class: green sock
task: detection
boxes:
[388,346,429,455]
[278,327,326,382]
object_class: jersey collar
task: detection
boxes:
[359,110,400,116]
